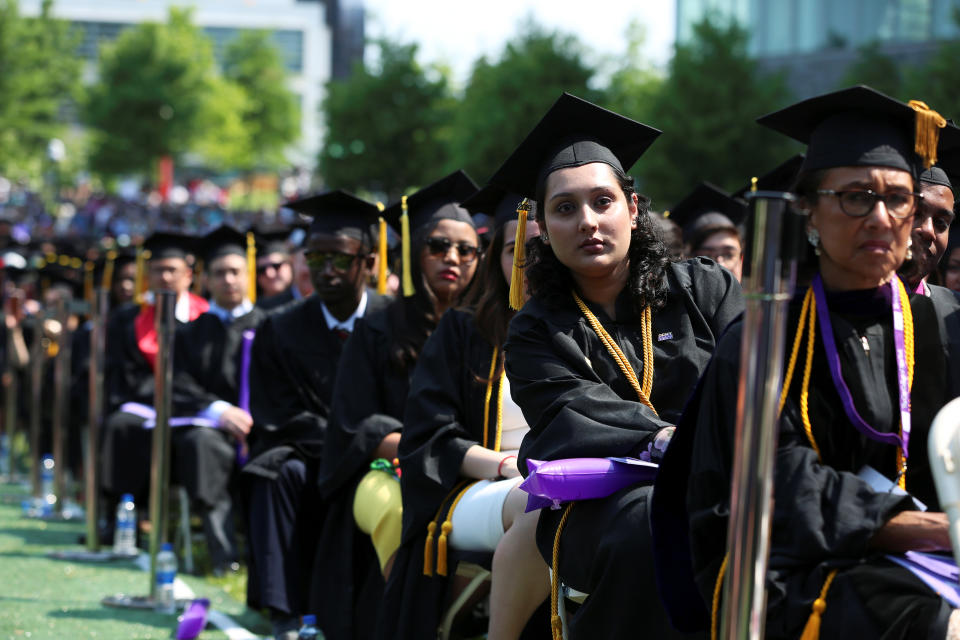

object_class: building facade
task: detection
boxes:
[20,0,365,168]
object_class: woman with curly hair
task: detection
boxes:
[490,93,744,639]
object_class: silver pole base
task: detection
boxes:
[47,549,138,562]
[101,594,157,610]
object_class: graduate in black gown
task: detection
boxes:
[252,226,298,310]
[488,94,744,639]
[312,171,480,640]
[100,232,209,507]
[381,186,547,639]
[243,191,389,640]
[170,225,268,573]
[656,86,960,640]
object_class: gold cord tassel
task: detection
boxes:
[550,503,574,640]
[508,198,531,311]
[400,195,414,297]
[799,569,838,640]
[908,100,946,168]
[436,482,477,576]
[423,521,436,576]
[246,231,257,304]
[134,247,148,306]
[83,261,94,305]
[101,250,117,290]
[376,207,388,295]
[750,176,758,192]
[193,260,204,295]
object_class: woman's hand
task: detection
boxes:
[498,455,520,479]
[868,511,951,552]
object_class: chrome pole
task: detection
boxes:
[4,310,17,480]
[51,294,72,515]
[85,289,109,551]
[28,314,44,499]
[148,290,175,600]
[720,192,804,640]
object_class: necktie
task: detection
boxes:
[335,327,350,342]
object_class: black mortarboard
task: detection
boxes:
[757,86,960,176]
[285,190,381,242]
[461,184,536,230]
[487,93,661,199]
[732,154,806,199]
[667,183,747,234]
[199,225,247,263]
[382,170,477,232]
[143,231,195,261]
[251,225,293,256]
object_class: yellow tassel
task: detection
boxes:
[377,211,388,296]
[750,176,758,192]
[101,250,117,290]
[134,247,147,305]
[550,503,574,640]
[83,261,94,305]
[246,231,257,304]
[193,260,204,295]
[508,198,531,311]
[436,521,451,576]
[663,210,670,218]
[400,195,414,297]
[909,99,946,168]
[423,521,436,576]
[799,569,837,640]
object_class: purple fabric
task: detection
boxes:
[886,552,960,608]
[176,598,210,639]
[520,457,659,512]
[122,402,217,430]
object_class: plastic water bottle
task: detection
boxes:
[156,542,177,614]
[40,454,55,509]
[112,493,137,556]
[298,614,323,639]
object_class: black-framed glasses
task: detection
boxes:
[304,251,358,271]
[256,261,288,275]
[816,189,922,219]
[425,237,479,263]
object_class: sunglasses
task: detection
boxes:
[425,237,479,262]
[256,261,288,275]
[304,251,358,271]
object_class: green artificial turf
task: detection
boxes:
[0,483,269,639]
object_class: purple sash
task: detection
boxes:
[886,552,960,607]
[120,402,216,429]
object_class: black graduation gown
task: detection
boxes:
[311,301,417,640]
[672,286,960,639]
[504,258,743,639]
[378,309,502,639]
[256,286,297,312]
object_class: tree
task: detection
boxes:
[604,20,664,128]
[446,19,601,182]
[841,41,906,100]
[221,30,299,170]
[906,9,960,118]
[0,0,81,180]
[319,38,454,199]
[637,15,796,207]
[85,7,240,177]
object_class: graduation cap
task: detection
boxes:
[667,183,747,238]
[143,231,195,261]
[250,225,293,256]
[285,190,389,294]
[198,225,259,303]
[757,85,960,175]
[487,93,660,308]
[382,170,478,297]
[732,154,806,200]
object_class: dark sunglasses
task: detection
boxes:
[304,251,358,271]
[425,237,479,262]
[256,261,288,275]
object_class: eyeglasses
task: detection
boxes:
[256,261,288,275]
[425,237,479,263]
[304,251,358,271]
[816,189,923,219]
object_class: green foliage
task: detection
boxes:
[0,0,81,179]
[604,20,664,127]
[906,35,960,119]
[638,15,795,207]
[85,7,227,176]
[841,41,906,99]
[222,30,300,170]
[319,38,454,199]
[446,19,601,182]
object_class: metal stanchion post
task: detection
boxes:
[85,289,109,550]
[148,290,175,600]
[28,314,44,500]
[3,310,16,481]
[51,294,71,515]
[720,192,805,640]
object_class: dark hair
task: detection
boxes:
[462,222,513,350]
[386,219,477,373]
[526,165,670,313]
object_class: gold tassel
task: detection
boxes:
[59,255,70,267]
[550,503,574,640]
[750,176,758,192]
[663,210,670,218]
[909,99,946,168]
[376,204,388,296]
[436,521,451,576]
[101,250,117,290]
[134,247,147,305]
[84,261,94,305]
[246,231,257,304]
[508,198,531,311]
[400,195,414,297]
[799,569,838,640]
[193,260,204,295]
[423,521,436,576]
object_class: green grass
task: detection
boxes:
[0,483,270,639]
